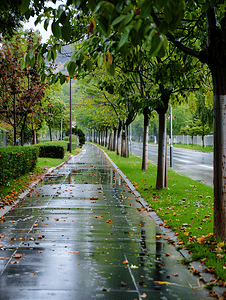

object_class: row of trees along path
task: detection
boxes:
[16,0,226,239]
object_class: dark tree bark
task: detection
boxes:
[32,130,37,145]
[113,127,117,151]
[20,114,28,146]
[155,88,171,189]
[105,129,108,147]
[117,120,122,155]
[49,126,52,141]
[121,124,127,158]
[212,68,226,238]
[156,113,167,189]
[142,107,151,170]
[108,131,112,150]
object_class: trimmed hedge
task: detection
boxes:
[38,145,65,159]
[0,146,38,185]
[36,142,67,159]
[67,142,78,151]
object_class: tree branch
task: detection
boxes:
[151,9,200,59]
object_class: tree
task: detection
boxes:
[0,1,25,38]
[20,0,226,238]
[166,104,192,136]
[0,31,47,145]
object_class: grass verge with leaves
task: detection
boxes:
[95,144,226,282]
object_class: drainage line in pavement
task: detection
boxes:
[123,253,142,300]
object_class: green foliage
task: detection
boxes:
[167,105,192,135]
[72,126,85,147]
[37,142,66,159]
[180,119,211,144]
[0,146,38,186]
[63,136,77,143]
[67,142,78,151]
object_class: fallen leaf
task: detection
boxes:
[121,281,125,287]
[139,280,145,286]
[13,254,22,258]
[165,253,171,256]
[140,293,147,298]
[155,281,171,285]
[155,235,163,239]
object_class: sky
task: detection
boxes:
[23,17,52,42]
[22,1,64,42]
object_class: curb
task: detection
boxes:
[95,144,226,299]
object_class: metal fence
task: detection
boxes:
[167,134,213,146]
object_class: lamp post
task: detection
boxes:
[51,105,66,141]
[170,105,173,168]
[70,77,72,153]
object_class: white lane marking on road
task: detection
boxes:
[198,164,213,169]
[174,158,193,164]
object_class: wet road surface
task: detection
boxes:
[0,143,209,299]
[131,142,213,187]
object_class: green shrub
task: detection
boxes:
[38,145,65,159]
[67,142,77,151]
[64,136,77,143]
[66,126,85,147]
[0,146,38,186]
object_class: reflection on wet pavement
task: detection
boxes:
[0,144,209,299]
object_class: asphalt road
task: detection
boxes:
[130,142,213,187]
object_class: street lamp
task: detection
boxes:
[170,105,173,168]
[66,74,77,153]
[51,105,66,141]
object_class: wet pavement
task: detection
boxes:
[0,143,210,299]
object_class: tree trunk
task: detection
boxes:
[108,131,112,150]
[13,93,17,146]
[117,121,122,155]
[109,130,114,151]
[105,129,108,147]
[113,128,117,151]
[212,69,226,238]
[32,130,37,145]
[125,125,129,158]
[121,124,127,158]
[142,110,149,170]
[156,113,167,189]
[49,126,52,141]
[20,114,28,146]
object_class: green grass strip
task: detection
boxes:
[95,144,226,282]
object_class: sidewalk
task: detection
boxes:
[0,143,210,299]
